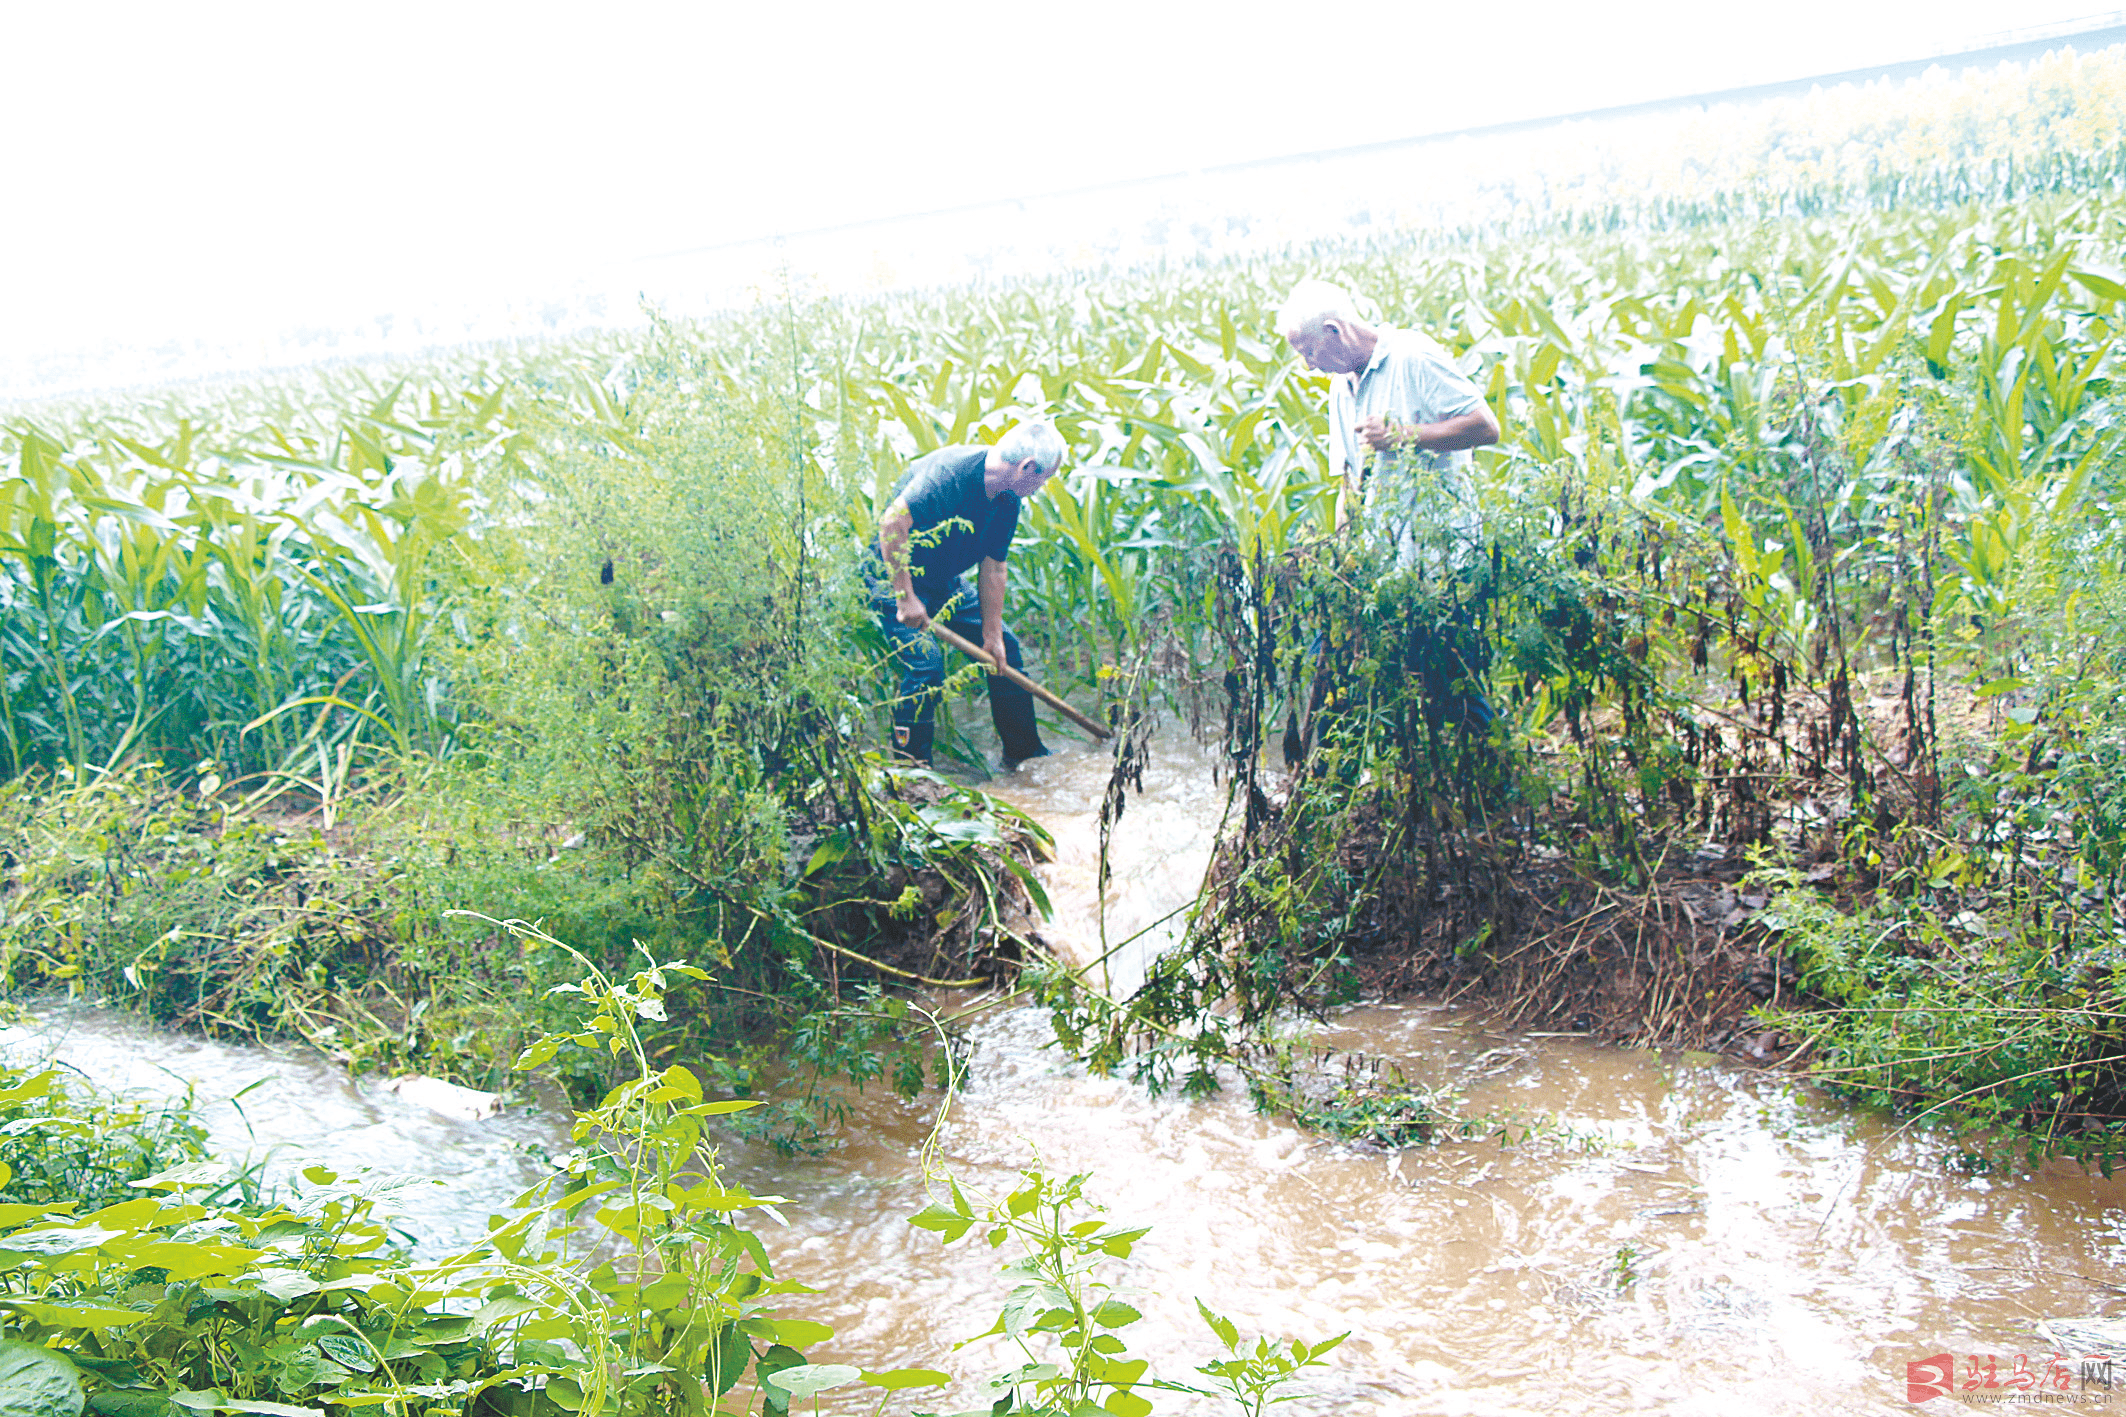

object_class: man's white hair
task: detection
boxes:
[994,416,1066,477]
[1275,278,1363,337]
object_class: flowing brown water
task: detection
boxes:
[12,733,2126,1413]
[0,1010,563,1255]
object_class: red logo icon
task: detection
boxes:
[1906,1353,1955,1403]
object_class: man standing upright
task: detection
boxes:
[868,417,1066,769]
[1275,278,1499,572]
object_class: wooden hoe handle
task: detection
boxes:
[926,621,1113,741]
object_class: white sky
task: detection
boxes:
[0,0,2113,388]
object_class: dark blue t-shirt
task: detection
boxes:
[883,445,1020,598]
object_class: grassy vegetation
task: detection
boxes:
[0,331,1051,1147]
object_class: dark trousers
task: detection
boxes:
[1399,617,1495,732]
[875,582,1047,765]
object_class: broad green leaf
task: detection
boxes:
[313,1333,376,1373]
[1719,483,1755,582]
[908,1204,976,1242]
[129,1163,227,1192]
[109,1240,267,1281]
[471,1294,541,1333]
[83,1395,171,1417]
[0,1205,68,1229]
[759,1319,834,1347]
[0,1225,119,1257]
[2071,268,2126,303]
[802,831,852,877]
[0,1340,80,1417]
[250,1268,322,1302]
[1097,1226,1149,1257]
[1195,1299,1239,1350]
[1096,1356,1148,1386]
[757,1345,805,1417]
[0,1300,147,1332]
[1530,341,1564,386]
[704,1321,752,1397]
[0,1074,53,1106]
[763,1364,861,1398]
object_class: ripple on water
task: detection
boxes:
[1,1005,568,1255]
[728,999,2126,1414]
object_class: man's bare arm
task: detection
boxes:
[977,557,1008,672]
[878,500,929,629]
[1356,404,1501,454]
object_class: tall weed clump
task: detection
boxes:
[462,331,837,914]
[1755,526,2126,1167]
[417,324,1037,1130]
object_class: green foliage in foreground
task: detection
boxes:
[0,1071,211,1216]
[0,934,1344,1416]
[907,1166,1342,1417]
[0,947,859,1417]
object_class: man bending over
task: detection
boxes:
[868,417,1067,769]
[1276,277,1499,572]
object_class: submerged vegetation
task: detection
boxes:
[3,37,2126,1411]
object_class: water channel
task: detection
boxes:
[7,733,2126,1414]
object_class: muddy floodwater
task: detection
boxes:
[10,733,2126,1414]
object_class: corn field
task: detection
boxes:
[6,146,2124,845]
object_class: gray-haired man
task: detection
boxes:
[1276,278,1499,570]
[1277,280,1502,737]
[867,418,1067,768]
